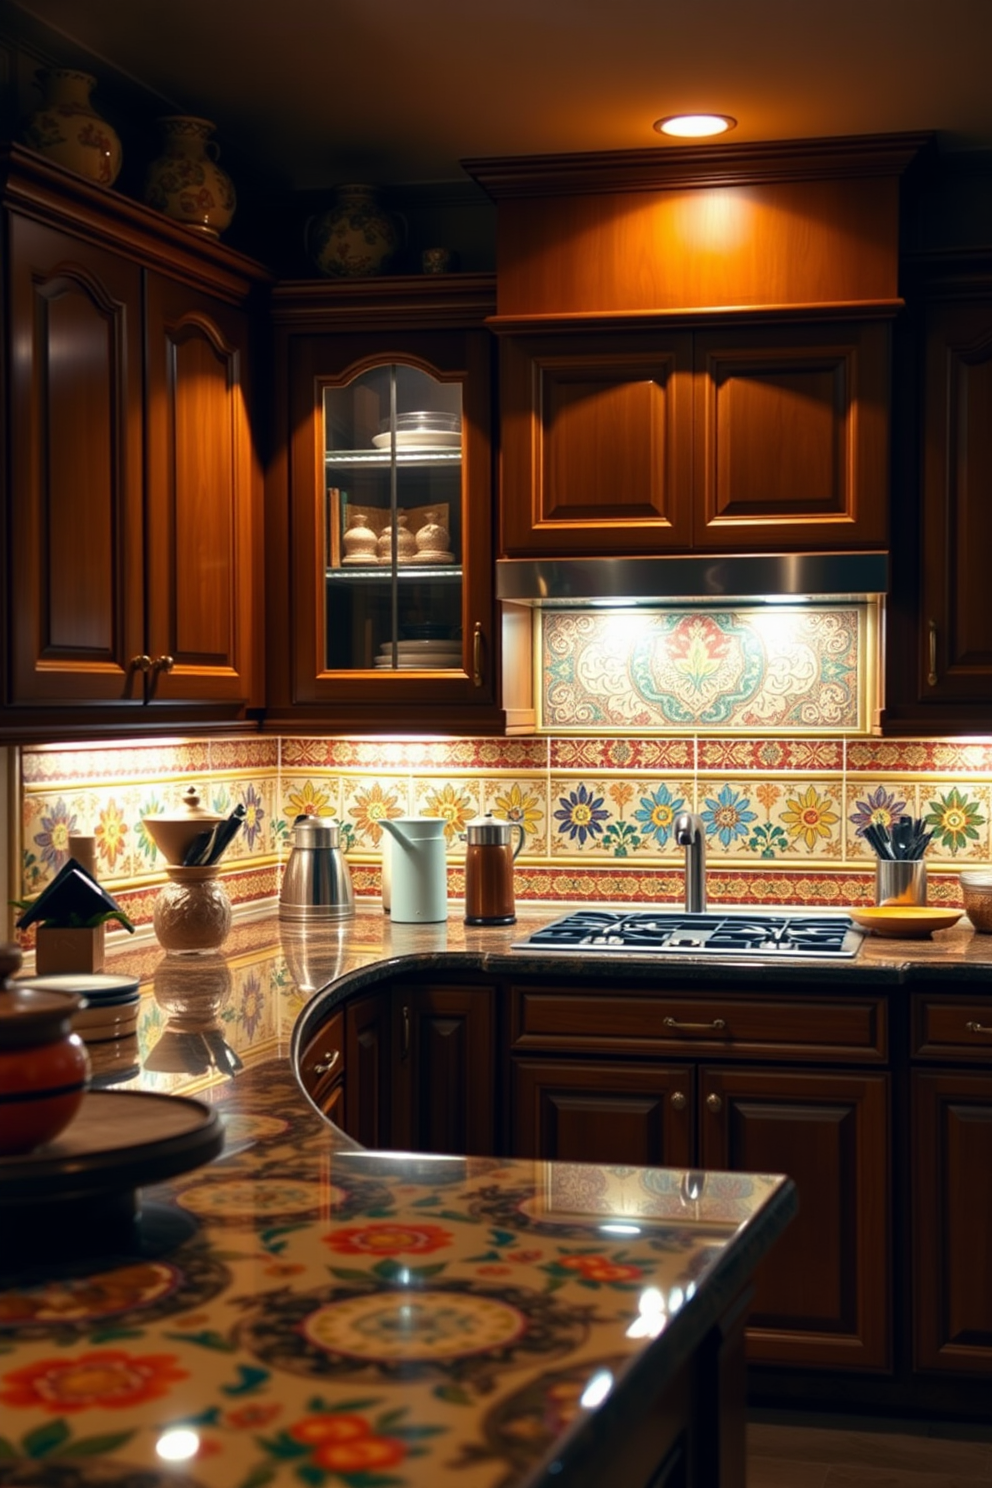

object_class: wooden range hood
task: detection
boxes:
[464,133,932,601]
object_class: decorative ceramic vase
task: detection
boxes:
[342,510,379,565]
[413,509,454,563]
[143,116,236,237]
[377,512,417,565]
[306,184,403,278]
[23,68,122,187]
[152,866,232,953]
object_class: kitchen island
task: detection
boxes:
[3,900,990,1484]
[0,908,806,1488]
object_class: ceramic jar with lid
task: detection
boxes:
[0,944,90,1155]
[463,814,525,926]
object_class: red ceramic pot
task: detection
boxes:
[0,946,91,1155]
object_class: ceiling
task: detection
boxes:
[7,0,992,190]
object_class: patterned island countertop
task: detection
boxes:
[0,912,803,1488]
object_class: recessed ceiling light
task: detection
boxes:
[654,114,737,139]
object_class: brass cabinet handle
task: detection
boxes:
[927,620,938,687]
[664,1016,727,1033]
[670,1091,687,1111]
[706,1093,723,1113]
[152,654,175,674]
[965,1021,992,1035]
[130,654,152,672]
[312,1049,341,1075]
[472,622,483,688]
[401,1004,410,1060]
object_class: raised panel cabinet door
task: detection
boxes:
[144,274,258,705]
[499,333,693,555]
[510,1058,693,1167]
[699,1066,890,1371]
[7,213,144,704]
[344,990,392,1148]
[919,299,992,710]
[391,985,495,1156]
[692,322,889,550]
[912,1070,992,1373]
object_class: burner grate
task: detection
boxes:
[514,910,864,958]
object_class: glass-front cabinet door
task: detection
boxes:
[324,364,464,671]
[274,315,498,729]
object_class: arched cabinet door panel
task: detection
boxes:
[7,213,144,705]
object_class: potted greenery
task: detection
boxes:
[14,859,135,974]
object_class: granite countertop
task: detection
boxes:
[2,899,988,1487]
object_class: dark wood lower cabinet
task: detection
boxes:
[912,1069,992,1373]
[391,984,495,1156]
[700,1066,890,1370]
[344,990,392,1148]
[510,1057,693,1167]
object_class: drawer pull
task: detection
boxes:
[402,1004,410,1059]
[965,1021,992,1035]
[664,1016,727,1034]
[312,1049,340,1075]
[670,1091,687,1110]
[706,1093,723,1113]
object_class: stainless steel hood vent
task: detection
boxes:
[496,552,889,605]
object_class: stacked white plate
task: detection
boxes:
[371,409,462,451]
[375,639,463,668]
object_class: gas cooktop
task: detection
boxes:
[513,909,865,959]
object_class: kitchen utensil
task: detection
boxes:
[959,871,992,932]
[875,857,927,908]
[463,813,525,926]
[849,906,961,938]
[279,816,355,922]
[183,803,246,867]
[378,817,447,923]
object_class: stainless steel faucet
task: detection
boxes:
[674,811,707,914]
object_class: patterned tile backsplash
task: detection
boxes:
[13,726,992,942]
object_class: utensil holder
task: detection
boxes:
[875,859,927,908]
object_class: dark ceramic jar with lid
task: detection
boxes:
[0,944,90,1155]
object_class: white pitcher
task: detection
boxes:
[378,818,448,923]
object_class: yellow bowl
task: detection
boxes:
[850,906,963,939]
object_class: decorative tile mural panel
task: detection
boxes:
[539,607,871,733]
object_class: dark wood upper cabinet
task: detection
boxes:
[883,267,992,734]
[0,146,267,736]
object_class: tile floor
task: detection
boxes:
[747,1415,992,1487]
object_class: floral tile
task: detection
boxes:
[548,777,695,859]
[698,738,844,772]
[341,775,411,851]
[539,606,867,733]
[919,781,990,862]
[550,738,694,771]
[280,774,342,832]
[480,777,549,856]
[844,781,917,861]
[846,739,992,774]
[413,777,484,849]
[696,778,844,861]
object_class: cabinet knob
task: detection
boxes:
[152,654,175,674]
[670,1090,687,1110]
[706,1093,723,1113]
[313,1049,341,1075]
[965,1021,992,1035]
[130,654,152,672]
